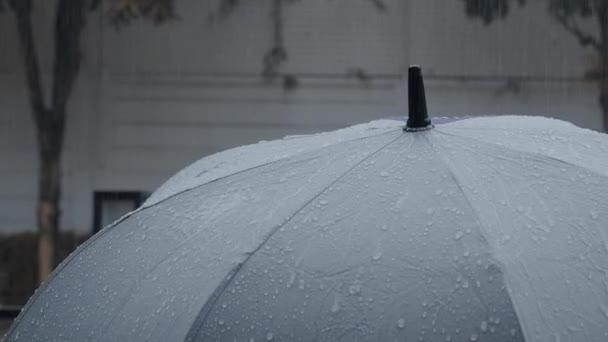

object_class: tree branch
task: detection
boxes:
[262,0,287,80]
[552,11,601,52]
[11,0,46,121]
[52,0,87,113]
[367,0,387,12]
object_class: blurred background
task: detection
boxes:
[0,0,605,333]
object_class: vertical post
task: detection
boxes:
[405,65,432,131]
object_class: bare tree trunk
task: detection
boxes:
[10,1,59,283]
[599,5,608,133]
[600,67,608,132]
[37,120,63,282]
[11,0,85,283]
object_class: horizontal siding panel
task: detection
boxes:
[0,199,86,233]
[108,125,321,152]
[0,120,37,149]
[103,148,208,173]
[104,0,270,74]
[282,0,403,74]
[0,150,37,172]
[0,198,36,232]
[0,172,37,198]
[105,78,398,105]
[93,171,173,192]
[408,0,593,78]
[104,0,403,75]
[107,101,395,129]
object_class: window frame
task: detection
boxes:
[92,191,146,233]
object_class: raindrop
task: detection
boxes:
[454,231,464,240]
[470,332,479,341]
[286,272,296,289]
[480,321,487,332]
[590,211,599,220]
[331,298,340,313]
[600,304,608,318]
[397,318,406,329]
[349,283,362,295]
[372,252,382,261]
[380,171,389,177]
[266,332,274,341]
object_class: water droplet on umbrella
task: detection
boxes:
[331,298,340,313]
[480,321,487,332]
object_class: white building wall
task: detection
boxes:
[0,0,602,234]
[407,0,601,129]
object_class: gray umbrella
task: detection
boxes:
[4,67,608,342]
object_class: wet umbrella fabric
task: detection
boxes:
[5,116,608,342]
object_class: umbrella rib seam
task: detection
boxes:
[142,128,404,212]
[424,133,529,341]
[184,133,407,341]
[423,134,497,250]
[3,128,402,337]
[434,129,608,179]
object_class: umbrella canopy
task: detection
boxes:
[5,71,608,342]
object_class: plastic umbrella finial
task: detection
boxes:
[405,65,433,131]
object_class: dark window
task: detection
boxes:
[93,191,148,233]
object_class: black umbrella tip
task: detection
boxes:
[405,65,433,132]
